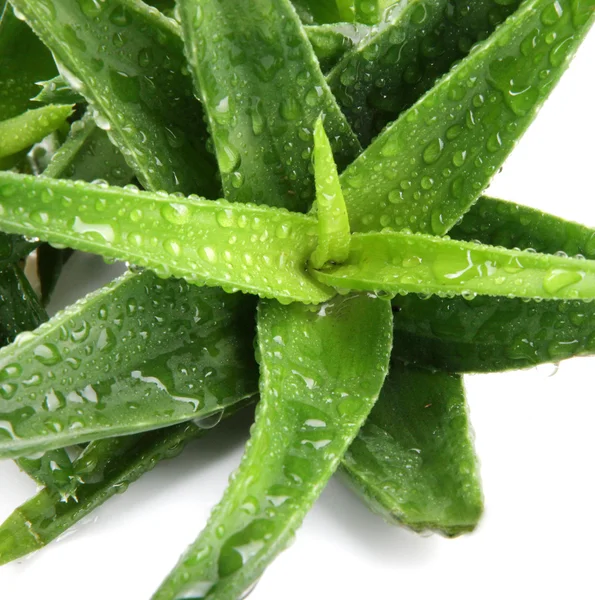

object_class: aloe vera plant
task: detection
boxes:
[0,0,594,597]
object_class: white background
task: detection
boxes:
[1,26,595,600]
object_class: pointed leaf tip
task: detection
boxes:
[310,117,351,270]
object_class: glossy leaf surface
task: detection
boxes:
[309,118,351,269]
[33,75,86,106]
[0,172,331,304]
[0,258,76,495]
[0,105,73,159]
[154,294,393,600]
[162,7,395,598]
[43,110,134,186]
[0,270,258,458]
[312,230,595,301]
[305,22,372,72]
[342,362,482,536]
[10,0,218,196]
[291,0,344,24]
[0,265,46,348]
[177,0,361,212]
[0,402,253,565]
[339,0,595,234]
[393,197,595,372]
[0,3,57,121]
[328,0,523,145]
[0,233,37,267]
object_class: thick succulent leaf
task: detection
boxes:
[312,230,595,301]
[0,264,46,348]
[309,118,351,269]
[0,233,37,267]
[33,75,86,106]
[0,173,331,304]
[145,0,175,13]
[0,3,57,121]
[342,362,482,536]
[0,105,73,159]
[291,0,345,24]
[339,0,595,234]
[13,110,135,482]
[0,402,253,565]
[35,110,134,304]
[10,0,218,196]
[305,23,372,72]
[393,197,595,372]
[329,0,523,145]
[32,23,373,96]
[35,245,74,307]
[172,8,393,598]
[451,196,595,255]
[0,263,78,496]
[393,292,595,372]
[14,447,79,497]
[177,0,361,212]
[0,270,258,458]
[43,110,134,187]
[353,0,401,25]
[154,294,393,600]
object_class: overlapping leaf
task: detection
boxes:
[339,0,595,234]
[342,362,482,536]
[154,295,392,600]
[0,401,254,565]
[10,0,218,196]
[0,3,57,121]
[392,197,595,372]
[328,0,523,144]
[178,0,361,212]
[0,271,257,458]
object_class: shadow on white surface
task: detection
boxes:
[316,476,436,565]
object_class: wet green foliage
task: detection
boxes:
[0,0,593,597]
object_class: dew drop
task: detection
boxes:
[422,138,444,164]
[34,343,62,366]
[542,268,584,295]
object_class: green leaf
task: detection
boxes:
[342,362,483,536]
[0,105,73,159]
[15,447,79,498]
[353,0,395,25]
[153,294,393,600]
[36,245,74,307]
[43,109,134,187]
[0,172,332,304]
[0,233,37,267]
[0,402,253,565]
[305,22,372,71]
[177,0,361,212]
[0,259,76,496]
[450,196,595,256]
[291,0,345,24]
[309,117,351,269]
[166,8,394,599]
[312,230,595,301]
[328,0,523,145]
[145,0,175,13]
[0,264,46,348]
[392,196,595,372]
[36,110,134,304]
[0,270,258,458]
[33,75,86,106]
[393,292,595,372]
[10,0,218,196]
[0,3,57,121]
[339,0,595,234]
